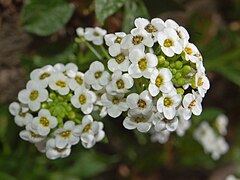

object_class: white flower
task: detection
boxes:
[120,29,153,50]
[46,138,71,160]
[32,109,58,136]
[195,72,210,97]
[108,43,130,72]
[211,137,229,160]
[176,116,191,136]
[54,63,78,75]
[123,110,153,133]
[71,87,97,114]
[126,90,152,115]
[106,71,133,95]
[132,17,165,37]
[9,102,33,127]
[30,65,54,88]
[84,61,110,90]
[157,28,183,57]
[35,139,47,153]
[150,129,170,144]
[215,114,228,136]
[153,112,179,132]
[165,19,189,44]
[104,32,126,47]
[128,49,158,79]
[54,121,80,148]
[20,124,45,143]
[148,68,174,96]
[18,80,48,111]
[225,175,240,180]
[157,89,182,120]
[76,27,84,36]
[73,115,105,148]
[68,71,89,91]
[183,42,200,63]
[182,91,202,120]
[84,27,107,45]
[49,72,70,95]
[101,93,128,118]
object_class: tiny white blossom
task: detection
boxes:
[68,71,89,91]
[30,65,54,88]
[73,115,105,148]
[104,32,126,47]
[153,112,179,132]
[132,17,165,37]
[71,87,97,114]
[54,63,78,75]
[148,68,174,96]
[215,114,228,136]
[183,42,200,63]
[54,121,80,148]
[150,129,170,144]
[101,93,128,118]
[182,91,202,120]
[76,27,84,36]
[128,49,158,79]
[211,137,229,160]
[176,116,191,136]
[49,72,70,95]
[195,72,210,97]
[18,80,48,111]
[108,43,130,72]
[20,124,45,143]
[84,27,107,45]
[157,28,183,57]
[126,90,152,115]
[157,89,182,120]
[32,109,58,136]
[123,110,153,133]
[9,102,33,127]
[46,138,71,160]
[84,61,110,90]
[106,71,133,95]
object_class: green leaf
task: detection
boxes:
[95,0,127,24]
[122,0,149,33]
[217,66,240,86]
[21,0,74,36]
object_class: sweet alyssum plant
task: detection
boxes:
[9,17,212,160]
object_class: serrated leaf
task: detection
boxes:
[21,0,73,36]
[95,0,127,24]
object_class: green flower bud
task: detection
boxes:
[163,61,169,67]
[68,112,76,119]
[41,103,48,109]
[175,61,183,69]
[170,63,175,68]
[182,65,191,74]
[171,69,177,74]
[49,92,56,99]
[175,72,182,79]
[177,78,185,86]
[177,88,184,95]
[158,55,165,65]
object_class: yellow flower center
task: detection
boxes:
[56,80,66,87]
[116,79,124,89]
[39,72,50,80]
[197,77,204,86]
[138,58,147,71]
[145,24,157,33]
[93,31,99,36]
[185,47,192,55]
[134,116,145,123]
[114,37,122,43]
[132,35,144,45]
[164,39,174,47]
[115,53,125,64]
[94,71,102,79]
[29,90,39,101]
[60,130,71,138]
[112,97,120,104]
[164,97,173,107]
[79,94,87,105]
[75,76,83,85]
[30,131,41,138]
[188,100,196,110]
[138,99,147,109]
[83,124,91,133]
[40,117,49,127]
[155,75,163,87]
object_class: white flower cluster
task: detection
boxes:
[9,63,105,160]
[194,114,229,160]
[10,17,211,160]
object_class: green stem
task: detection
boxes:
[83,40,103,60]
[100,45,111,60]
